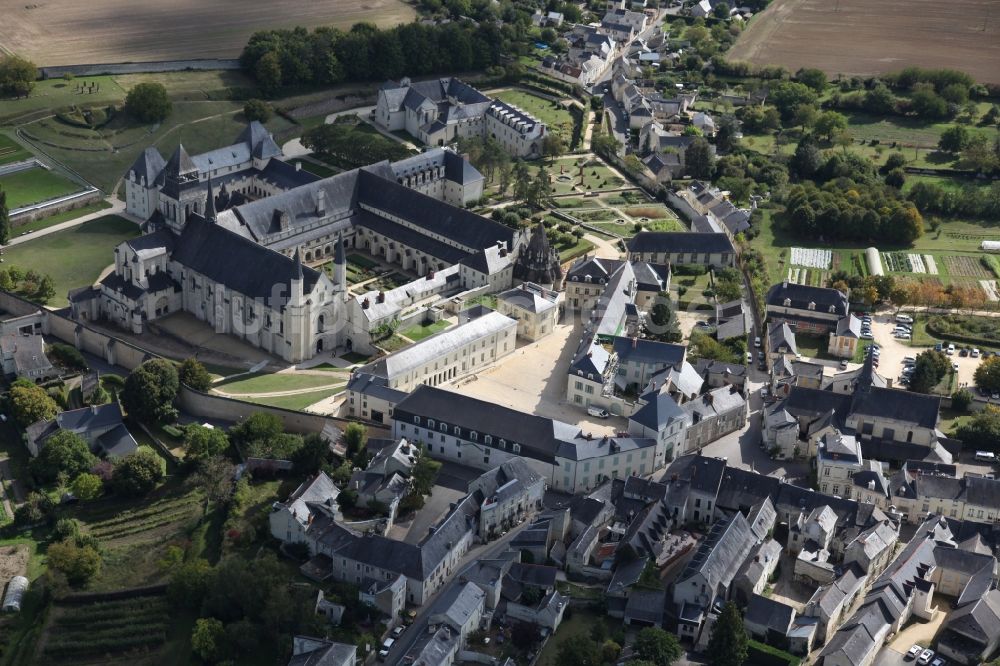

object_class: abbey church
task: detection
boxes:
[70,122,558,363]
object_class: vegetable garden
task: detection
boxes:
[41,591,170,662]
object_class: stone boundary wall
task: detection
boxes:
[38,59,240,79]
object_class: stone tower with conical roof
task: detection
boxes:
[513,223,563,288]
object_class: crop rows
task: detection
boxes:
[90,506,198,540]
[86,495,199,531]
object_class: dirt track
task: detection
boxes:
[729,0,1000,85]
[0,0,416,66]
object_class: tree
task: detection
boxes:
[192,617,228,662]
[178,357,213,391]
[956,406,1000,451]
[338,487,358,510]
[294,433,330,474]
[243,98,273,122]
[648,292,681,343]
[712,2,730,18]
[111,447,166,497]
[15,491,54,526]
[685,137,715,179]
[0,188,8,245]
[975,356,1000,393]
[184,424,229,461]
[795,67,827,92]
[194,455,236,514]
[71,472,104,500]
[814,111,847,141]
[543,133,567,163]
[885,168,906,189]
[909,350,950,394]
[9,381,58,427]
[635,627,683,665]
[125,82,172,123]
[47,539,102,586]
[790,137,823,180]
[0,54,37,97]
[555,637,602,666]
[939,125,970,153]
[31,430,97,483]
[706,601,748,666]
[951,388,973,413]
[123,358,179,423]
[411,449,442,496]
[790,103,818,131]
[344,422,368,457]
[254,51,284,94]
[909,84,949,120]
[35,274,55,303]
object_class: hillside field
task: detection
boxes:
[730,0,1000,85]
[0,0,415,66]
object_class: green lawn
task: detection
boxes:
[19,100,295,192]
[289,158,340,178]
[493,89,575,139]
[558,237,595,262]
[214,372,346,394]
[2,215,139,306]
[536,608,616,666]
[244,386,345,410]
[400,320,451,341]
[0,132,33,165]
[11,199,113,234]
[0,167,83,209]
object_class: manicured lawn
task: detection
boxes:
[2,214,139,306]
[536,608,616,666]
[0,167,83,209]
[795,333,836,360]
[400,320,451,341]
[0,132,33,165]
[938,407,973,436]
[214,372,346,394]
[558,237,595,262]
[339,351,372,364]
[244,386,345,410]
[290,158,340,178]
[493,88,575,139]
[11,199,113,234]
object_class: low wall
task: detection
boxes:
[39,59,240,79]
[0,159,39,177]
[11,188,102,223]
[177,385,389,440]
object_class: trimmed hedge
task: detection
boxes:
[748,639,801,666]
[982,255,1000,279]
[926,317,1000,350]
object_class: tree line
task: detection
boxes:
[240,21,508,93]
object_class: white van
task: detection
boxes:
[587,406,610,419]
[378,638,395,661]
[975,451,997,462]
[895,314,914,324]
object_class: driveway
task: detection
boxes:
[868,314,980,389]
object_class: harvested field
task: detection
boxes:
[0,544,29,585]
[0,0,416,67]
[730,0,1000,85]
[944,255,991,278]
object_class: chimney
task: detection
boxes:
[362,298,370,309]
[632,336,638,349]
[376,291,385,304]
[91,404,99,415]
[315,189,327,216]
[427,269,435,279]
[295,161,302,171]
[782,280,788,289]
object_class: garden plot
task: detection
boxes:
[908,254,926,274]
[883,252,913,272]
[981,280,1000,302]
[924,255,938,275]
[944,255,992,279]
[790,247,832,269]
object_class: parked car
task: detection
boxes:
[917,649,935,665]
[587,406,610,419]
[972,348,980,358]
[959,348,969,357]
[378,638,395,661]
[976,451,997,462]
[947,344,956,355]
[896,314,914,324]
[906,645,922,660]
[746,352,753,364]
[903,356,916,363]
[758,351,765,362]
[754,336,761,348]
[935,342,944,352]
[952,362,960,371]
[861,332,874,340]
[392,626,405,638]
[993,392,1000,400]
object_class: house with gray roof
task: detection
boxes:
[766,281,849,335]
[744,593,796,642]
[467,457,545,541]
[680,385,747,455]
[937,588,1000,665]
[0,334,56,383]
[803,564,867,643]
[672,511,759,641]
[24,402,138,459]
[288,636,356,666]
[626,232,736,268]
[496,282,561,341]
[733,538,781,605]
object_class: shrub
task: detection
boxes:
[124,82,171,123]
[47,343,88,371]
[243,98,272,122]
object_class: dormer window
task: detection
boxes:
[428,419,435,429]
[439,422,447,432]
[500,439,507,449]
[470,431,478,441]
[414,416,421,425]
[808,302,816,311]
[513,443,521,453]
[783,298,791,307]
[485,435,493,445]
[828,305,836,313]
[453,425,461,436]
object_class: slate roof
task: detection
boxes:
[766,282,849,317]
[2,333,52,376]
[746,593,796,634]
[629,391,688,432]
[964,475,1000,509]
[626,232,735,255]
[171,215,323,299]
[613,336,686,368]
[941,588,1000,645]
[565,257,626,283]
[498,284,559,314]
[128,146,166,184]
[850,384,941,430]
[345,372,407,404]
[288,637,357,666]
[624,588,666,624]
[677,511,757,593]
[768,321,797,355]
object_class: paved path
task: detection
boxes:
[281,105,378,158]
[582,232,621,260]
[3,197,126,247]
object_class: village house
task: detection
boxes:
[496,283,561,341]
[24,402,138,459]
[626,232,737,268]
[0,333,56,383]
